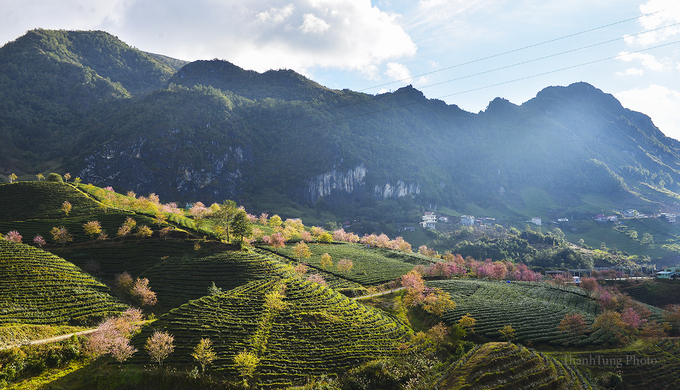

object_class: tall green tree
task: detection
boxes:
[212,200,238,241]
[230,208,252,244]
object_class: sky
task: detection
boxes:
[1,0,680,139]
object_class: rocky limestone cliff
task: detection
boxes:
[306,165,367,203]
[305,164,421,203]
[77,130,251,204]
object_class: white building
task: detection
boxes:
[460,215,475,226]
[531,217,542,226]
[421,212,437,229]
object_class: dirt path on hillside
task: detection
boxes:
[353,287,405,300]
[0,328,98,351]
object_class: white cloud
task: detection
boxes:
[385,62,412,82]
[300,13,330,34]
[618,52,666,71]
[257,4,295,24]
[616,68,645,76]
[626,0,680,46]
[616,84,680,140]
[0,0,416,79]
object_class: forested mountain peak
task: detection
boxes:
[4,29,680,233]
[168,59,338,101]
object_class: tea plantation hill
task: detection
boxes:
[128,277,412,388]
[431,279,662,347]
[441,342,595,389]
[0,240,126,325]
[0,181,159,249]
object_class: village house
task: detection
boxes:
[460,215,475,226]
[421,212,437,230]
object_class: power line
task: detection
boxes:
[241,23,680,133]
[359,8,672,93]
[257,39,680,136]
[220,9,673,126]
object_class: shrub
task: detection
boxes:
[47,173,63,182]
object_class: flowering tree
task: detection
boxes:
[499,325,515,342]
[84,308,143,360]
[159,226,174,240]
[307,274,327,286]
[579,277,598,293]
[110,336,137,365]
[50,226,73,244]
[83,221,102,238]
[6,230,22,243]
[294,263,309,276]
[234,350,260,382]
[320,253,333,270]
[293,242,312,261]
[621,307,647,330]
[192,338,217,374]
[131,277,157,307]
[61,201,72,216]
[268,214,283,228]
[33,235,46,248]
[146,331,174,366]
[458,313,476,334]
[318,232,333,243]
[36,173,44,181]
[269,232,285,248]
[136,225,153,238]
[63,173,71,182]
[337,259,353,273]
[115,272,134,292]
[300,231,313,242]
[117,217,137,237]
[8,173,17,183]
[558,313,589,341]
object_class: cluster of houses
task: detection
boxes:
[595,209,678,224]
[415,213,497,231]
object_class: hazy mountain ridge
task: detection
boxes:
[2,29,680,223]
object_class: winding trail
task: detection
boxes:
[0,328,98,351]
[353,286,405,300]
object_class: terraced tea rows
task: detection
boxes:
[560,339,680,389]
[131,277,411,387]
[0,240,126,325]
[432,279,623,346]
[0,212,157,246]
[53,239,205,277]
[270,243,430,285]
[441,342,595,389]
[0,182,104,221]
[141,251,290,308]
[616,279,680,308]
[253,248,367,294]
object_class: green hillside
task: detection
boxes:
[441,342,595,389]
[0,240,126,325]
[432,279,661,346]
[130,278,411,387]
[0,182,104,221]
[270,243,432,285]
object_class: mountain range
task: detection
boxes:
[3,28,680,227]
